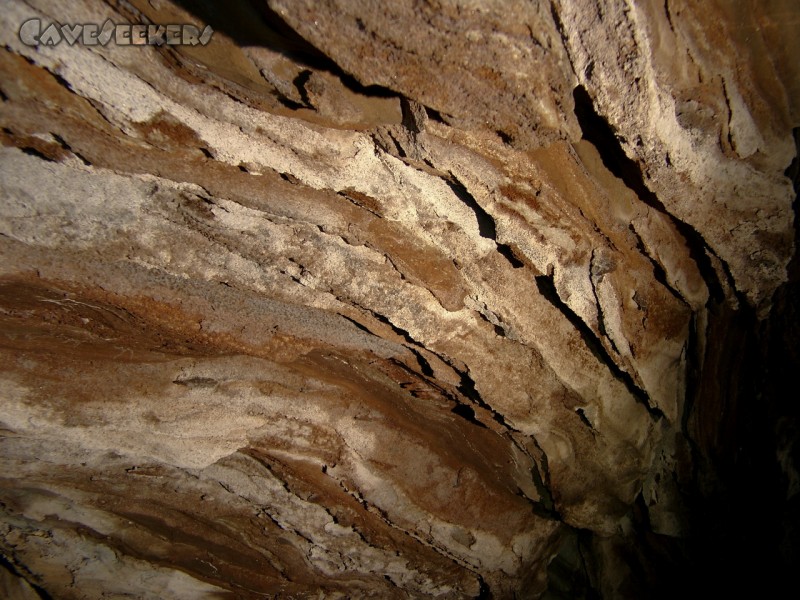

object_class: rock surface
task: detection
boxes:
[0,0,798,598]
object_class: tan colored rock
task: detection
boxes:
[0,0,797,597]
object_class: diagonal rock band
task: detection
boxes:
[0,0,798,598]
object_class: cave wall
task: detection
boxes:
[0,1,798,598]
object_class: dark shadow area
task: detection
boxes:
[648,128,800,598]
[451,403,488,429]
[172,0,399,99]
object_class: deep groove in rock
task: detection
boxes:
[20,147,55,162]
[445,173,496,239]
[535,273,664,419]
[408,348,435,377]
[549,1,575,77]
[572,84,727,304]
[575,407,595,431]
[525,436,557,515]
[338,313,374,335]
[451,404,488,429]
[292,69,314,108]
[175,0,402,102]
[680,310,703,486]
[628,223,690,306]
[497,244,525,268]
[51,133,92,166]
[475,574,492,599]
[509,433,559,518]
[0,553,53,600]
[445,172,522,269]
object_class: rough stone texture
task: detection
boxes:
[0,0,798,598]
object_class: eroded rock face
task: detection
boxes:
[0,1,797,598]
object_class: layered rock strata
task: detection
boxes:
[0,0,798,597]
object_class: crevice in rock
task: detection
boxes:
[444,172,523,269]
[423,105,449,125]
[456,369,510,430]
[572,84,728,305]
[475,574,492,599]
[445,173,496,240]
[336,189,382,218]
[175,0,402,102]
[535,273,664,419]
[476,313,507,339]
[292,69,314,108]
[495,129,513,145]
[680,311,703,488]
[543,528,599,600]
[451,404,488,429]
[19,146,55,162]
[575,407,596,432]
[664,0,676,33]
[51,133,92,166]
[450,366,557,517]
[279,172,301,184]
[351,302,417,347]
[0,553,53,600]
[338,313,374,335]
[628,223,690,306]
[334,474,485,576]
[510,433,559,518]
[409,349,435,378]
[549,1,575,78]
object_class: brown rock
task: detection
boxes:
[0,0,797,597]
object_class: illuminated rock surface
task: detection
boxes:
[0,1,798,598]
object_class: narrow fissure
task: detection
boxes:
[51,133,92,166]
[572,85,727,303]
[292,69,314,108]
[451,404,488,429]
[0,554,53,600]
[628,224,690,306]
[535,273,663,419]
[445,172,523,269]
[575,407,595,431]
[174,0,403,101]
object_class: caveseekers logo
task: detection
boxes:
[19,18,214,47]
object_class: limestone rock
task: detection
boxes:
[0,0,797,597]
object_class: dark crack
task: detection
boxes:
[475,574,492,599]
[451,404,488,429]
[535,273,664,419]
[549,1,576,78]
[292,69,314,108]
[0,553,53,600]
[572,84,731,305]
[19,146,55,162]
[51,133,92,166]
[444,172,523,269]
[575,407,595,431]
[453,367,559,517]
[628,223,691,306]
